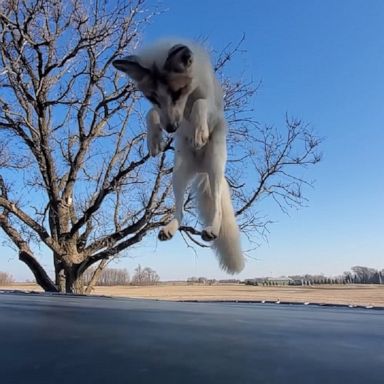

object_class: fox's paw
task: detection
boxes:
[148,138,163,157]
[158,229,172,241]
[158,219,178,241]
[201,226,218,241]
[192,125,209,150]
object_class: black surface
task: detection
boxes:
[0,293,383,384]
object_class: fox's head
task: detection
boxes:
[113,44,194,133]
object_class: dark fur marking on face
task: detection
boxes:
[164,45,193,73]
[170,88,182,103]
[132,59,194,109]
[167,44,187,57]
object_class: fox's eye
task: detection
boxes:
[171,88,182,103]
[146,94,160,107]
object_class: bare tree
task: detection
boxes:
[131,264,159,285]
[0,0,321,293]
[351,266,381,284]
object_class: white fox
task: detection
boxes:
[113,39,244,273]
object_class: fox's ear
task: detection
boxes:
[164,44,193,73]
[112,55,150,82]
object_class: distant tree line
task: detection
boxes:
[0,265,160,289]
[0,271,14,285]
[82,267,130,286]
[1,263,160,291]
[287,266,383,285]
[188,266,384,286]
[343,266,383,284]
[187,277,218,285]
[81,264,160,287]
[243,266,384,286]
[187,277,243,285]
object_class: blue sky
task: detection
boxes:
[1,0,383,281]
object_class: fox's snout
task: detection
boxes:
[162,107,182,133]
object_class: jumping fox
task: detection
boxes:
[113,39,244,273]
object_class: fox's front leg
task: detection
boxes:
[190,99,209,150]
[146,108,163,157]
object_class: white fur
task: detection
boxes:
[193,174,244,273]
[116,39,244,274]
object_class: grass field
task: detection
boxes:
[1,283,384,306]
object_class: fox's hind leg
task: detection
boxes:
[201,120,227,241]
[158,153,193,241]
[201,170,224,241]
[146,108,163,157]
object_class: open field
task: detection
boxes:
[1,283,384,306]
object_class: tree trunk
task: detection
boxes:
[54,258,66,293]
[64,265,85,294]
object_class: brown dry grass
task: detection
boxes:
[2,283,384,306]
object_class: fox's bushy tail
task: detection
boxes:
[194,175,244,274]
